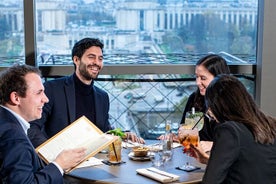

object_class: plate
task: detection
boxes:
[128,152,153,161]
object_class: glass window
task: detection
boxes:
[35,0,258,65]
[0,0,24,66]
[73,74,255,139]
[37,0,257,139]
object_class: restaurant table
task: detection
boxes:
[64,141,205,184]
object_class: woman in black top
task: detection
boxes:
[191,75,276,184]
[180,54,230,141]
[159,54,230,152]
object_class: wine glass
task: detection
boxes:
[178,112,201,171]
[184,110,204,130]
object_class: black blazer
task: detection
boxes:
[203,121,276,183]
[0,107,62,183]
[28,74,112,148]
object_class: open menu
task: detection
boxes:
[35,116,117,172]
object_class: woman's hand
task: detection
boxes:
[200,141,213,153]
[157,133,179,142]
[190,143,210,164]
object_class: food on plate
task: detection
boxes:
[132,146,149,157]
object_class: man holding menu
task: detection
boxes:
[0,64,86,183]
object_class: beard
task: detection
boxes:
[78,62,100,81]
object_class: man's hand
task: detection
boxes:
[54,147,86,171]
[125,132,145,144]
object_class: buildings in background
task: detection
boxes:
[0,0,257,63]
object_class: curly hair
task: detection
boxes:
[71,38,104,60]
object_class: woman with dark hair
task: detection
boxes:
[159,54,230,152]
[180,54,230,141]
[191,75,276,184]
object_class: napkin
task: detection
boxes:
[172,142,182,148]
[76,157,103,168]
[136,167,180,183]
[122,140,141,148]
[123,141,182,149]
[147,142,182,150]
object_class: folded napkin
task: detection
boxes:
[136,167,180,183]
[122,140,141,148]
[147,142,182,151]
[172,142,182,148]
[76,157,103,168]
[123,141,182,150]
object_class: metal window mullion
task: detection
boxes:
[24,0,36,66]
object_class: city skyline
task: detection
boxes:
[0,0,258,64]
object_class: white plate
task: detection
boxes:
[128,152,153,161]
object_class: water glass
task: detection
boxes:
[148,145,165,167]
[162,149,173,162]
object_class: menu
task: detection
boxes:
[35,116,117,172]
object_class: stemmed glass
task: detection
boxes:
[184,110,204,130]
[178,111,203,171]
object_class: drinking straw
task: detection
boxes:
[191,114,204,130]
[112,142,118,162]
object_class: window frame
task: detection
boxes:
[22,0,259,101]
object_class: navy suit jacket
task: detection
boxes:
[0,107,63,183]
[28,74,112,148]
